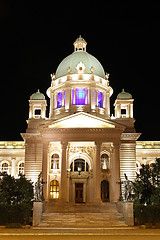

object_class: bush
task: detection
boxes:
[0,203,32,225]
[134,204,160,225]
[0,174,33,225]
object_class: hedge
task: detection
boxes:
[134,204,160,225]
[0,203,32,225]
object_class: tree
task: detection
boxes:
[133,158,160,205]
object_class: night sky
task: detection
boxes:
[1,3,160,141]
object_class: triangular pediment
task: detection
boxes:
[47,112,117,129]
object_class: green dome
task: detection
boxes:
[117,89,132,99]
[55,51,106,79]
[30,89,45,100]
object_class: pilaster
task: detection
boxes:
[111,142,120,202]
[42,141,49,200]
[60,141,68,201]
[93,141,101,202]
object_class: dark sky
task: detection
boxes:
[1,3,160,141]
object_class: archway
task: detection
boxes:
[101,180,109,202]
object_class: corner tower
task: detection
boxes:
[47,36,113,120]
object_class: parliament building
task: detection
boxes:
[0,36,160,203]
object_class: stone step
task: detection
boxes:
[39,202,127,227]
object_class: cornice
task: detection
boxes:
[40,127,123,133]
[121,133,141,141]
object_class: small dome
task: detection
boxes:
[117,89,132,100]
[30,89,45,100]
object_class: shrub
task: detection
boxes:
[0,174,33,225]
[134,204,160,225]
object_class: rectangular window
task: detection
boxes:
[75,88,86,105]
[35,109,41,115]
[98,91,103,108]
[121,109,126,115]
[57,92,63,108]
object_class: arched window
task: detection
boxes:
[101,154,109,170]
[18,162,24,175]
[50,180,59,199]
[51,154,60,169]
[70,159,89,172]
[1,162,9,174]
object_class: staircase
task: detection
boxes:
[38,201,127,228]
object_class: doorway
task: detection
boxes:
[101,180,109,202]
[75,183,83,203]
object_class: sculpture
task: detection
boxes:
[124,173,133,202]
[34,172,43,202]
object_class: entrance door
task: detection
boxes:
[101,180,109,202]
[75,183,83,203]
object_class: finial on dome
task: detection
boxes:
[73,35,87,52]
[105,72,110,80]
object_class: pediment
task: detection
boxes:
[47,113,117,129]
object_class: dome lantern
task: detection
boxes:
[73,35,87,52]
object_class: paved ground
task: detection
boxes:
[1,228,160,240]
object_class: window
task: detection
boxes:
[121,109,126,115]
[101,154,109,170]
[98,92,103,108]
[1,162,9,174]
[75,88,86,105]
[50,180,59,199]
[51,154,59,169]
[18,162,24,175]
[35,109,41,115]
[72,88,89,105]
[95,91,103,108]
[70,159,89,172]
[57,92,63,108]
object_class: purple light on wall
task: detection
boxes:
[98,91,103,108]
[57,92,63,108]
[75,88,85,105]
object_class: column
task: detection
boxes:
[65,88,70,111]
[90,88,95,110]
[130,103,133,118]
[83,182,87,202]
[93,142,101,202]
[11,159,15,177]
[54,92,57,109]
[42,142,49,200]
[49,92,54,118]
[60,141,68,201]
[111,142,120,202]
[105,92,110,118]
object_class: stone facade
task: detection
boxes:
[0,37,159,204]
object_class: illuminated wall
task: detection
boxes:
[120,142,137,183]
